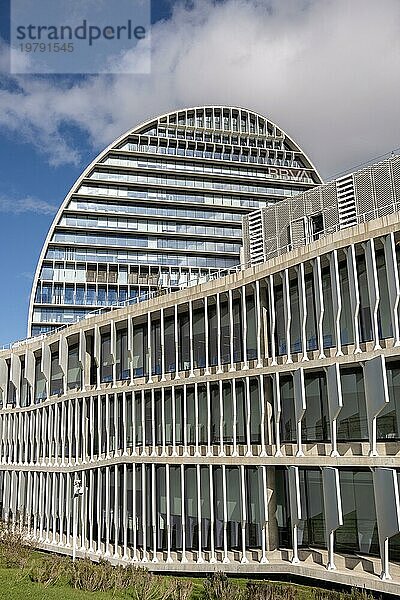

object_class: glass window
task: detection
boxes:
[50,352,63,396]
[299,469,325,548]
[303,373,329,442]
[34,356,46,403]
[377,362,400,440]
[100,332,113,383]
[338,369,368,441]
[335,470,378,555]
[116,328,129,380]
[280,376,295,442]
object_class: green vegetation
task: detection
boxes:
[0,525,378,600]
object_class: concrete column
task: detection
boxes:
[127,317,134,385]
[229,289,235,372]
[59,335,68,394]
[255,280,263,368]
[113,392,118,456]
[322,467,343,570]
[165,464,172,563]
[79,329,88,390]
[293,369,306,457]
[384,232,400,345]
[174,305,180,380]
[97,395,102,459]
[282,269,292,364]
[288,466,301,564]
[373,467,400,580]
[194,383,200,457]
[161,387,166,456]
[96,469,102,554]
[232,378,238,457]
[180,464,187,563]
[147,313,152,384]
[204,296,210,375]
[104,466,111,556]
[171,386,177,457]
[346,245,361,354]
[105,394,110,458]
[240,465,248,563]
[88,469,94,553]
[326,364,343,457]
[245,377,252,457]
[189,300,195,377]
[151,389,156,457]
[206,381,212,457]
[297,264,309,362]
[196,464,203,563]
[41,342,51,399]
[330,250,343,357]
[141,389,146,456]
[221,465,229,563]
[94,325,101,390]
[219,380,225,457]
[242,286,249,370]
[313,256,326,360]
[259,374,267,457]
[364,354,390,456]
[183,385,189,457]
[113,465,119,558]
[272,373,282,457]
[216,293,223,374]
[365,238,382,350]
[122,392,128,456]
[160,308,166,381]
[268,275,277,366]
[10,353,21,407]
[209,464,217,563]
[132,465,138,562]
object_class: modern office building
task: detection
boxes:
[1,110,400,595]
[28,106,321,337]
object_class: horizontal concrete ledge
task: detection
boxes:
[35,541,400,596]
[1,451,400,471]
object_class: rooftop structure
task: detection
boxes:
[243,154,400,265]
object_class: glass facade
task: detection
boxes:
[28,106,321,336]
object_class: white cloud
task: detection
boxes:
[0,195,57,215]
[0,0,399,177]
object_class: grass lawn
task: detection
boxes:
[0,564,335,600]
[0,566,130,599]
[0,532,370,600]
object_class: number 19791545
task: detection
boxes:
[19,42,74,52]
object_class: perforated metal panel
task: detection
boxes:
[243,155,400,266]
[373,162,394,216]
[354,169,374,220]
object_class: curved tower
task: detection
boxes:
[28,106,322,336]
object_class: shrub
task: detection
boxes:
[246,581,299,600]
[29,555,70,587]
[128,569,175,600]
[0,521,31,569]
[203,572,244,600]
[313,588,378,600]
[169,578,194,600]
[70,557,115,592]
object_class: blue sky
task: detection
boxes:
[0,0,399,347]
